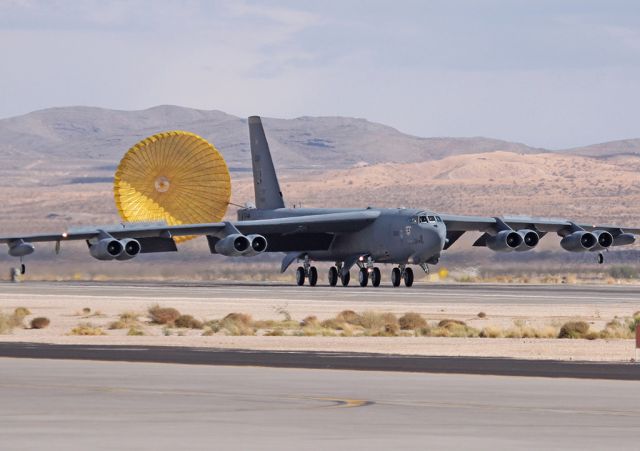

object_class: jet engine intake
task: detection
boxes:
[116,238,141,260]
[89,238,124,260]
[242,234,268,256]
[515,229,539,251]
[560,231,597,252]
[486,230,523,252]
[214,234,251,256]
[590,230,613,251]
[8,239,35,257]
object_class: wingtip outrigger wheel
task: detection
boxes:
[597,252,605,264]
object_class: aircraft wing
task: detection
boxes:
[440,214,640,250]
[0,210,380,253]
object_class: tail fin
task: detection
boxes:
[248,116,285,209]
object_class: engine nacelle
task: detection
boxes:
[116,238,141,261]
[613,233,636,246]
[242,234,268,257]
[515,229,539,252]
[560,231,597,252]
[590,230,613,251]
[8,240,35,257]
[486,230,523,252]
[214,234,251,256]
[89,238,124,260]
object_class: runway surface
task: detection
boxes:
[1,342,639,380]
[1,357,639,450]
[1,280,639,306]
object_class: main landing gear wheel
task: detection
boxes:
[340,271,351,287]
[358,268,369,287]
[20,264,26,275]
[308,266,318,286]
[597,252,605,264]
[371,267,381,287]
[328,267,338,286]
[391,268,401,287]
[295,266,305,286]
[403,267,414,287]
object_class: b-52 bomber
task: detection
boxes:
[1,116,638,287]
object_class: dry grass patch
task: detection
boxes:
[558,321,590,339]
[399,312,427,330]
[127,327,144,336]
[175,314,203,329]
[109,311,141,330]
[599,319,634,339]
[30,317,50,329]
[148,304,181,326]
[336,310,361,325]
[14,307,31,317]
[431,319,480,337]
[219,313,255,336]
[69,322,106,336]
[300,315,319,327]
[0,309,28,333]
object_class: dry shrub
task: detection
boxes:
[0,310,26,333]
[301,326,337,337]
[301,315,319,327]
[480,326,503,338]
[127,327,144,336]
[30,317,50,329]
[14,307,31,318]
[599,319,633,339]
[438,319,467,328]
[320,318,348,330]
[148,304,181,325]
[358,311,387,331]
[414,326,431,337]
[69,323,106,336]
[432,319,479,337]
[336,310,361,325]
[399,312,426,330]
[109,311,141,330]
[477,312,487,318]
[220,313,255,336]
[175,314,203,329]
[82,307,91,315]
[201,327,215,336]
[265,329,285,336]
[558,321,590,339]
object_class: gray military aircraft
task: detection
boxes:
[1,116,638,287]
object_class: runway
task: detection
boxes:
[2,280,639,306]
[1,357,639,450]
[1,342,639,380]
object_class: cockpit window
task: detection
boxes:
[436,216,443,222]
[419,215,428,223]
[428,215,436,223]
[409,217,418,223]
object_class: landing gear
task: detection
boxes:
[371,267,381,287]
[308,266,318,286]
[328,266,338,286]
[391,266,414,287]
[391,267,401,287]
[295,254,318,286]
[403,267,414,287]
[340,270,351,286]
[597,252,605,264]
[20,263,26,275]
[358,268,369,287]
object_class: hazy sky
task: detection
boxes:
[1,0,639,148]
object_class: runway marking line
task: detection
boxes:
[310,397,374,409]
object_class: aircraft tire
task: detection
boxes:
[358,268,369,287]
[295,266,305,286]
[328,267,338,286]
[403,267,414,287]
[371,267,381,287]
[340,271,350,287]
[391,268,401,287]
[308,266,318,286]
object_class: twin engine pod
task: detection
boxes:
[560,230,613,252]
[89,238,141,261]
[486,229,540,252]
[213,234,268,257]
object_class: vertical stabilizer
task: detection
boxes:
[248,116,285,209]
